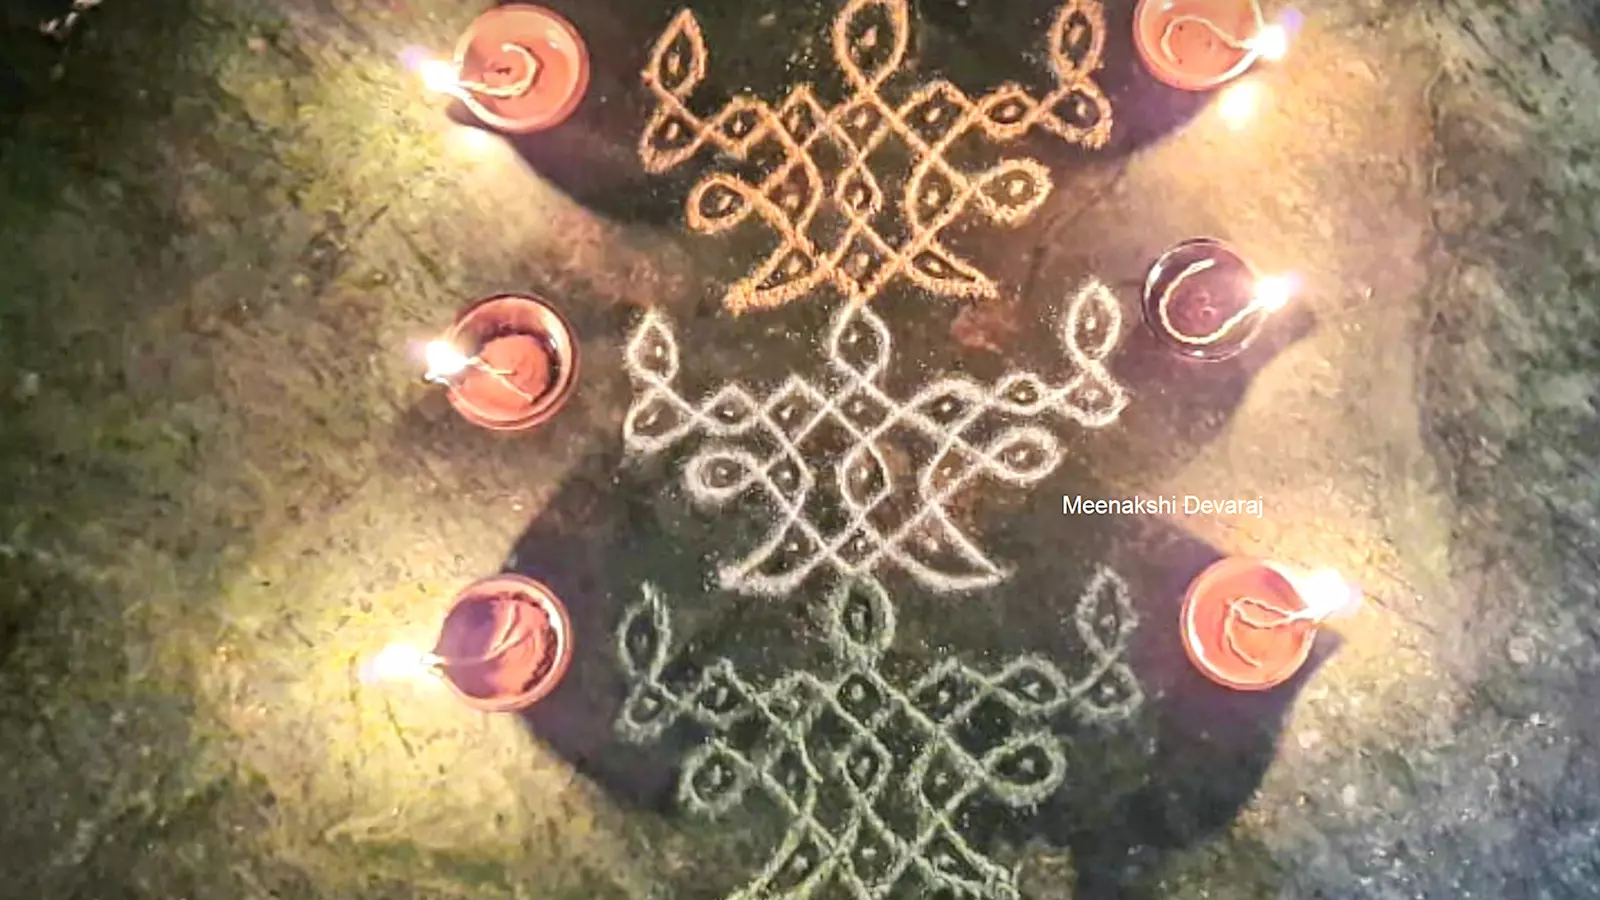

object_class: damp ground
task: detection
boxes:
[0,0,1596,897]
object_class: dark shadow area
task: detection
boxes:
[1088,1,1216,160]
[918,0,1212,163]
[863,242,1319,489]
[441,0,713,227]
[454,0,1216,231]
[499,474,1322,898]
[500,445,694,810]
[1092,295,1319,482]
[971,510,1326,898]
[475,291,1320,898]
[0,0,95,135]
[451,1,1320,873]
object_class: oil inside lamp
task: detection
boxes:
[1142,238,1295,361]
[1158,5,1288,71]
[362,575,574,712]
[422,339,538,404]
[424,294,578,432]
[1181,559,1358,691]
[411,5,591,134]
[1220,567,1358,667]
[417,44,541,100]
[1134,0,1295,92]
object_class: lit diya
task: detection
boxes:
[367,574,575,713]
[424,293,579,431]
[1141,237,1292,361]
[1133,0,1289,91]
[420,4,590,133]
[1181,558,1357,691]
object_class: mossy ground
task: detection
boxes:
[0,0,1595,897]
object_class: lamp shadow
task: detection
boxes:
[1090,295,1319,483]
[918,0,1212,165]
[915,238,1320,489]
[447,0,1221,230]
[504,444,698,811]
[964,509,1330,897]
[478,376,1329,897]
[442,0,697,228]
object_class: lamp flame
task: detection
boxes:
[425,340,472,380]
[1251,24,1289,61]
[1253,274,1294,311]
[419,59,461,94]
[362,643,441,684]
[1296,568,1361,621]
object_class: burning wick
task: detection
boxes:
[424,340,537,404]
[1159,0,1289,69]
[419,44,540,99]
[1157,263,1293,346]
[1222,568,1359,667]
[363,603,537,685]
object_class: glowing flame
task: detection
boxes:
[362,643,440,683]
[1251,24,1289,61]
[424,340,472,380]
[1253,274,1294,311]
[419,58,460,94]
[1217,80,1263,130]
[1296,569,1361,621]
[446,125,501,160]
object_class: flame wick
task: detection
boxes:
[1221,595,1315,668]
[423,339,538,403]
[1220,569,1357,667]
[457,44,541,99]
[1157,0,1288,67]
[1156,260,1294,346]
[420,44,539,100]
[365,605,536,685]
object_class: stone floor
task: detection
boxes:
[0,0,1596,897]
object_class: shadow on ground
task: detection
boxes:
[443,0,1216,230]
[487,296,1324,897]
[1094,298,1319,482]
[982,505,1329,897]
[501,468,1325,896]
[447,4,1323,886]
[444,0,699,227]
[507,444,694,810]
[919,0,1212,163]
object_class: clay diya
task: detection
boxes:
[424,293,579,431]
[430,574,575,713]
[434,4,590,133]
[1181,558,1355,691]
[1140,237,1290,361]
[1133,0,1288,91]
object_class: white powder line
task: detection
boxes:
[623,279,1129,596]
[616,571,1143,899]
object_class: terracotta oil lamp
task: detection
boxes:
[424,293,579,431]
[424,574,576,713]
[1141,237,1291,361]
[421,4,590,133]
[1181,558,1357,691]
[1133,0,1290,92]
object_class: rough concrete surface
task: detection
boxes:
[0,0,1595,898]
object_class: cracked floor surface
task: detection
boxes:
[0,0,1596,897]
